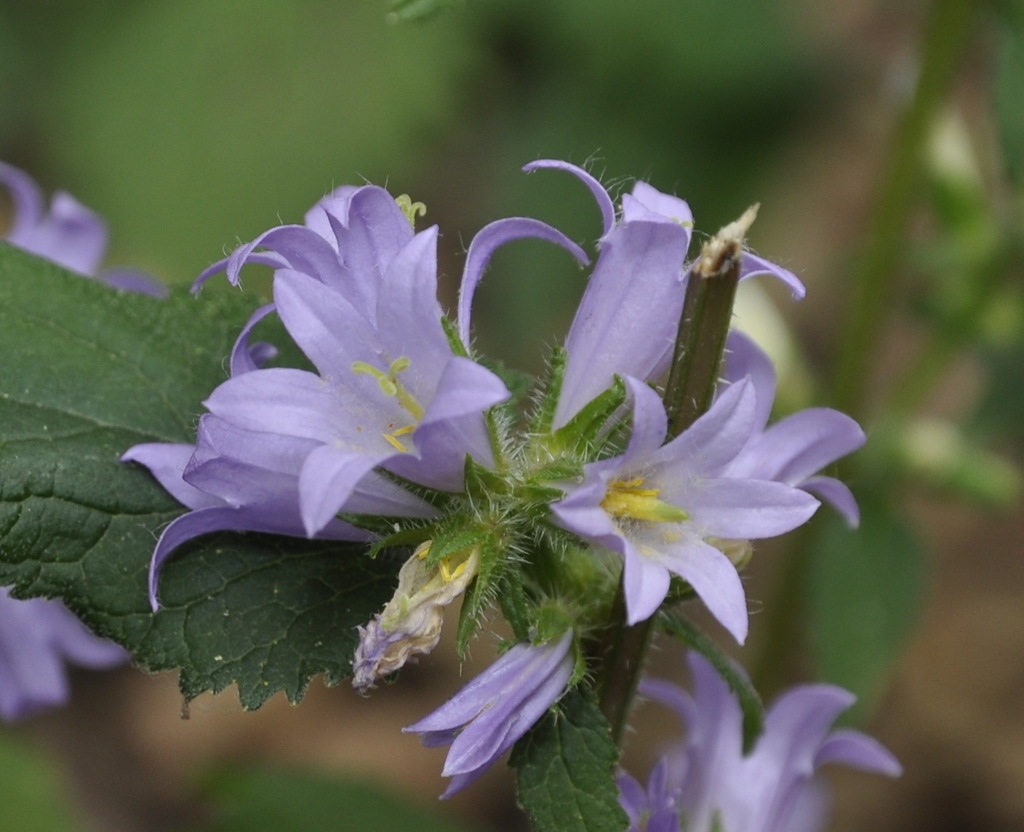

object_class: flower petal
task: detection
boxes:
[121,442,222,510]
[457,216,588,346]
[522,159,616,237]
[659,539,748,643]
[741,251,805,299]
[555,215,689,428]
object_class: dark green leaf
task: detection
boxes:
[511,687,628,832]
[189,765,470,832]
[0,245,399,708]
[808,491,927,716]
[659,610,764,752]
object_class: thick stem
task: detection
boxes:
[598,207,753,739]
[832,0,977,419]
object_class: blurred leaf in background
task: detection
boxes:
[0,733,83,832]
[190,765,472,832]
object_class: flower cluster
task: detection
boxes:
[618,653,901,832]
[120,160,890,807]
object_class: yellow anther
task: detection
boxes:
[396,195,427,227]
[602,477,689,524]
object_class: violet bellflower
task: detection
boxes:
[0,588,127,722]
[720,331,866,526]
[0,160,166,297]
[466,161,805,430]
[185,183,585,539]
[551,376,819,642]
[626,652,901,832]
[404,630,574,798]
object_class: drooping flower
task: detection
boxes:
[404,630,574,798]
[479,161,806,430]
[188,183,584,538]
[123,414,408,609]
[352,541,480,693]
[0,588,127,722]
[628,652,901,832]
[551,377,819,642]
[0,161,166,296]
[720,331,866,525]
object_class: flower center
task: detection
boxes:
[351,356,425,452]
[601,477,689,524]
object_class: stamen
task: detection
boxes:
[350,357,426,423]
[602,476,689,524]
[395,194,427,227]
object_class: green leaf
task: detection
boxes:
[511,687,628,832]
[808,491,927,716]
[0,245,399,708]
[659,611,764,752]
[189,765,470,832]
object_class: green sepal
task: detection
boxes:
[465,454,511,502]
[533,599,575,645]
[426,525,491,568]
[546,376,626,458]
[660,610,765,753]
[529,345,567,436]
[454,533,503,657]
[440,316,470,358]
[497,565,533,643]
[364,525,434,560]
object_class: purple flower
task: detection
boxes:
[496,161,805,429]
[617,758,681,832]
[0,588,127,722]
[551,377,819,642]
[1,161,166,297]
[404,630,574,798]
[123,415,396,609]
[720,332,866,525]
[634,652,901,832]
[188,184,583,538]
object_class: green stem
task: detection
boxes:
[832,0,977,419]
[598,210,749,739]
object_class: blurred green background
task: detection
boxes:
[2,1,1023,831]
